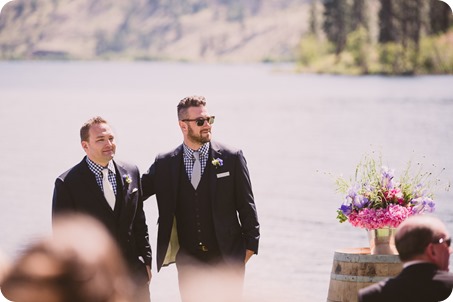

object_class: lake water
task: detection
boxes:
[0,61,453,301]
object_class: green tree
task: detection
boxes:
[377,0,424,74]
[429,0,452,34]
[323,0,351,55]
[400,0,422,49]
[351,0,368,31]
[378,0,398,43]
[346,25,371,73]
[309,0,321,38]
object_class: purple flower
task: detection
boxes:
[381,166,395,189]
[339,204,352,216]
[212,158,223,168]
[335,155,439,228]
[344,184,368,209]
[347,184,360,198]
[352,195,369,209]
[411,197,435,214]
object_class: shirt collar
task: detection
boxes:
[86,157,116,175]
[183,142,210,159]
[403,260,431,268]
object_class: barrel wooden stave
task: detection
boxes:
[327,247,402,302]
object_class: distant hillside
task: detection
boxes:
[0,0,309,62]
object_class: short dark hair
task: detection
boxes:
[80,116,108,142]
[396,226,434,261]
[395,214,449,262]
[177,96,206,120]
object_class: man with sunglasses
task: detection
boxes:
[142,95,260,302]
[359,215,453,302]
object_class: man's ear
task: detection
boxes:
[81,141,88,151]
[179,120,188,132]
[426,243,437,260]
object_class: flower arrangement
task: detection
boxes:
[212,158,224,168]
[336,156,439,230]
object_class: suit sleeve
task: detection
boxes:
[141,159,157,201]
[234,150,260,254]
[132,166,152,267]
[52,177,76,221]
[357,282,384,302]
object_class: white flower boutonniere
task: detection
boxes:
[123,174,132,184]
[212,158,224,168]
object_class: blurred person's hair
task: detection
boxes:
[0,249,9,285]
[1,213,135,302]
[395,215,445,262]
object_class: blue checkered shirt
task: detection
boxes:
[183,142,210,181]
[86,157,118,195]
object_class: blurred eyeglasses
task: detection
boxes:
[433,237,451,247]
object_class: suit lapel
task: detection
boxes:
[115,161,129,200]
[170,146,183,206]
[209,142,222,203]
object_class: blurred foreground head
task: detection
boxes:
[1,213,135,302]
[396,214,452,271]
[0,249,10,285]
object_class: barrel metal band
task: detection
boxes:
[333,252,401,264]
[330,273,389,283]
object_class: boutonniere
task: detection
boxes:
[212,158,224,168]
[123,174,132,184]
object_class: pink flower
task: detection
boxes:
[348,205,412,229]
[335,155,438,230]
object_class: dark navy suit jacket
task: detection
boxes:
[142,140,260,271]
[358,263,453,302]
[52,157,152,274]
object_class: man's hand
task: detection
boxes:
[146,265,152,283]
[244,249,255,264]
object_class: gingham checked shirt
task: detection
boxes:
[86,157,118,195]
[183,142,210,181]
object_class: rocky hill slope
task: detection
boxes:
[0,0,309,62]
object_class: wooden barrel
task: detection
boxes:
[327,247,402,302]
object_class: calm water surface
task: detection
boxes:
[1,62,452,301]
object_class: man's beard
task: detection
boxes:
[188,125,211,145]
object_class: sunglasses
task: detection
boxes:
[433,237,451,247]
[182,116,215,127]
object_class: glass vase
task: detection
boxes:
[367,227,398,255]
